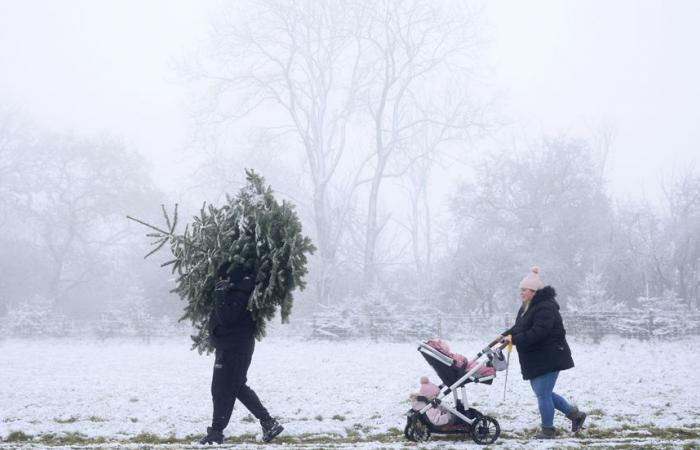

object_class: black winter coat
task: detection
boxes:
[208,276,256,351]
[503,286,574,380]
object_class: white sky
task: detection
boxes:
[1,0,698,202]
[486,0,700,202]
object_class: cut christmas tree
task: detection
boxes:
[128,169,315,353]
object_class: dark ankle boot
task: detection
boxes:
[566,407,587,432]
[261,417,284,443]
[198,427,224,445]
[535,426,556,439]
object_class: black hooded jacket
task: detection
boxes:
[503,286,574,380]
[208,273,256,351]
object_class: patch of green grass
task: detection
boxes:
[345,427,362,440]
[314,414,324,421]
[5,423,698,447]
[366,429,405,444]
[53,416,79,424]
[87,415,106,422]
[352,422,374,434]
[5,431,33,442]
[613,414,636,421]
[644,427,700,440]
[212,432,257,444]
[129,417,138,423]
[585,427,619,439]
[332,414,346,421]
[241,414,257,423]
[128,432,181,444]
[495,430,520,440]
[42,432,102,445]
[603,445,673,450]
[259,432,343,445]
[588,408,605,416]
[577,424,700,441]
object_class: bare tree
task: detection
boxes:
[406,153,432,280]
[663,169,700,308]
[12,134,158,311]
[197,0,368,303]
[197,0,484,299]
[355,0,483,286]
[450,137,613,309]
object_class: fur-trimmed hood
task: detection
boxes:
[531,285,559,310]
[504,284,574,380]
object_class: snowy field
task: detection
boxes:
[1,336,699,449]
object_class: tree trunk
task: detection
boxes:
[363,171,382,287]
[312,185,335,304]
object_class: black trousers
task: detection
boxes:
[210,344,271,431]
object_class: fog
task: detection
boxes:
[1,0,698,339]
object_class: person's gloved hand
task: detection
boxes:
[215,279,232,291]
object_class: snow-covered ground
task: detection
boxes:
[1,336,699,449]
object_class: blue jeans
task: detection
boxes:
[529,371,573,427]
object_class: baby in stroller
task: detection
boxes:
[404,338,507,445]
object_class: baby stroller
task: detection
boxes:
[404,338,508,445]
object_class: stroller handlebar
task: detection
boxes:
[487,337,503,347]
[477,341,508,359]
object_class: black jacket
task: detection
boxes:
[503,286,574,380]
[208,275,256,351]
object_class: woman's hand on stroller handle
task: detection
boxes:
[490,335,510,346]
[488,336,510,353]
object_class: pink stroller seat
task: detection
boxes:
[425,339,496,380]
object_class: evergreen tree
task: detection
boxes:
[128,170,315,353]
[567,272,622,313]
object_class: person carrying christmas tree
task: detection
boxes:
[128,170,314,446]
[198,261,284,445]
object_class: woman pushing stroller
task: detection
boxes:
[499,266,587,439]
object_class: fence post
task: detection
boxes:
[592,314,601,344]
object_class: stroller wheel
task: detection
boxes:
[404,413,431,443]
[470,415,500,445]
[403,413,413,440]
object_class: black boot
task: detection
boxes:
[535,426,556,439]
[566,407,587,432]
[198,427,224,445]
[261,418,284,443]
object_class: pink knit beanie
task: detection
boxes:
[519,266,544,291]
[419,376,440,399]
